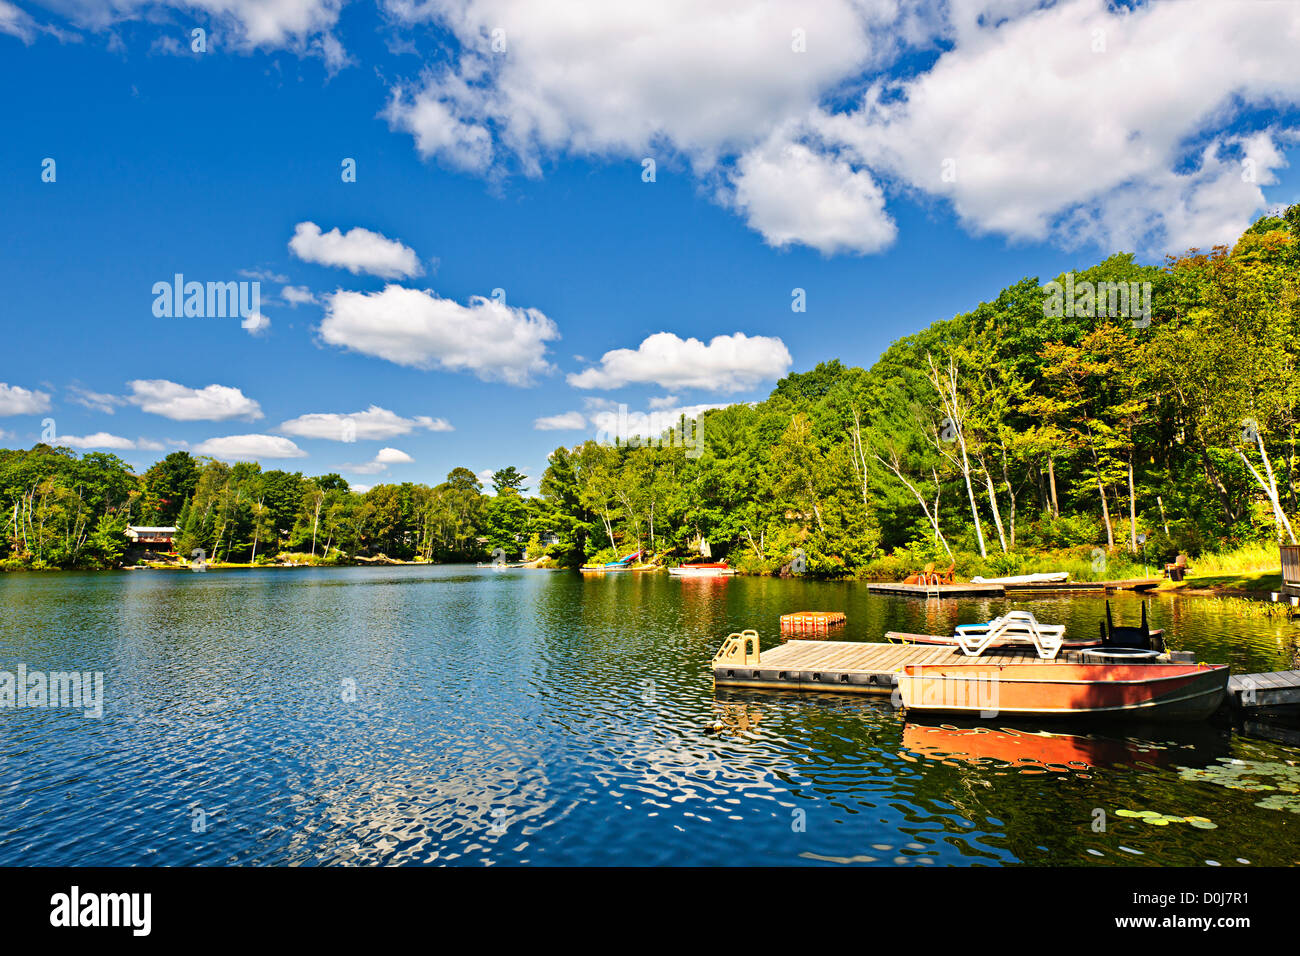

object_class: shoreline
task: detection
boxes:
[4,560,1290,604]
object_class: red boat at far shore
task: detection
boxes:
[668,561,737,578]
[897,661,1229,722]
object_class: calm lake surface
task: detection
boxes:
[2,565,1299,867]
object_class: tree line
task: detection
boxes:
[532,208,1300,576]
[0,448,540,569]
[4,208,1297,576]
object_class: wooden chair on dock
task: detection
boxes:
[904,562,956,586]
[1164,554,1190,582]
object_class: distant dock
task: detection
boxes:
[866,578,1162,598]
[1003,578,1161,593]
[867,582,1004,597]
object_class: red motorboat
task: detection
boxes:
[897,661,1229,722]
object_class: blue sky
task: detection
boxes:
[2,0,1298,492]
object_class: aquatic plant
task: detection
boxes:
[1177,758,1300,814]
[1114,809,1217,828]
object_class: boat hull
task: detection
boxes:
[669,563,736,577]
[897,662,1229,722]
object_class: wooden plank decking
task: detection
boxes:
[712,639,1088,694]
[1227,670,1300,712]
[865,579,1159,597]
[1001,578,1162,593]
[866,582,1005,597]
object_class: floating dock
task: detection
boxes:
[779,610,847,634]
[866,582,1004,597]
[1227,670,1300,714]
[866,578,1162,597]
[712,635,1093,694]
[1003,578,1162,593]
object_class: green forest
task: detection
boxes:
[4,208,1298,577]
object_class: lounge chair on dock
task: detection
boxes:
[954,611,1065,659]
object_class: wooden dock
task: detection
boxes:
[712,637,1088,694]
[1002,578,1162,593]
[866,578,1162,598]
[713,635,1300,724]
[867,582,1005,597]
[1227,670,1300,713]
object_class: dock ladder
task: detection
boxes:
[713,629,761,666]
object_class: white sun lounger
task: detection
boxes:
[954,611,1065,659]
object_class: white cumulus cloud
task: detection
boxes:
[811,0,1300,252]
[382,0,906,173]
[342,446,414,474]
[289,222,423,279]
[241,310,271,336]
[192,434,307,461]
[533,410,587,430]
[380,0,1300,256]
[55,432,137,450]
[49,1,347,64]
[279,405,453,440]
[729,133,896,255]
[127,380,263,421]
[0,383,52,416]
[281,285,318,306]
[319,285,559,386]
[567,332,791,393]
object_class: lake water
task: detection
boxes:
[2,565,1298,866]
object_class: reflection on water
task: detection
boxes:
[901,721,1229,773]
[0,566,1297,866]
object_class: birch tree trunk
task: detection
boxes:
[1098,474,1114,550]
[849,405,871,504]
[928,353,986,558]
[1047,455,1060,519]
[978,458,1007,553]
[1127,457,1138,553]
[1239,432,1297,544]
[873,452,952,558]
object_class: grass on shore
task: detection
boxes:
[861,538,1290,596]
[1161,570,1285,593]
[1155,541,1287,594]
